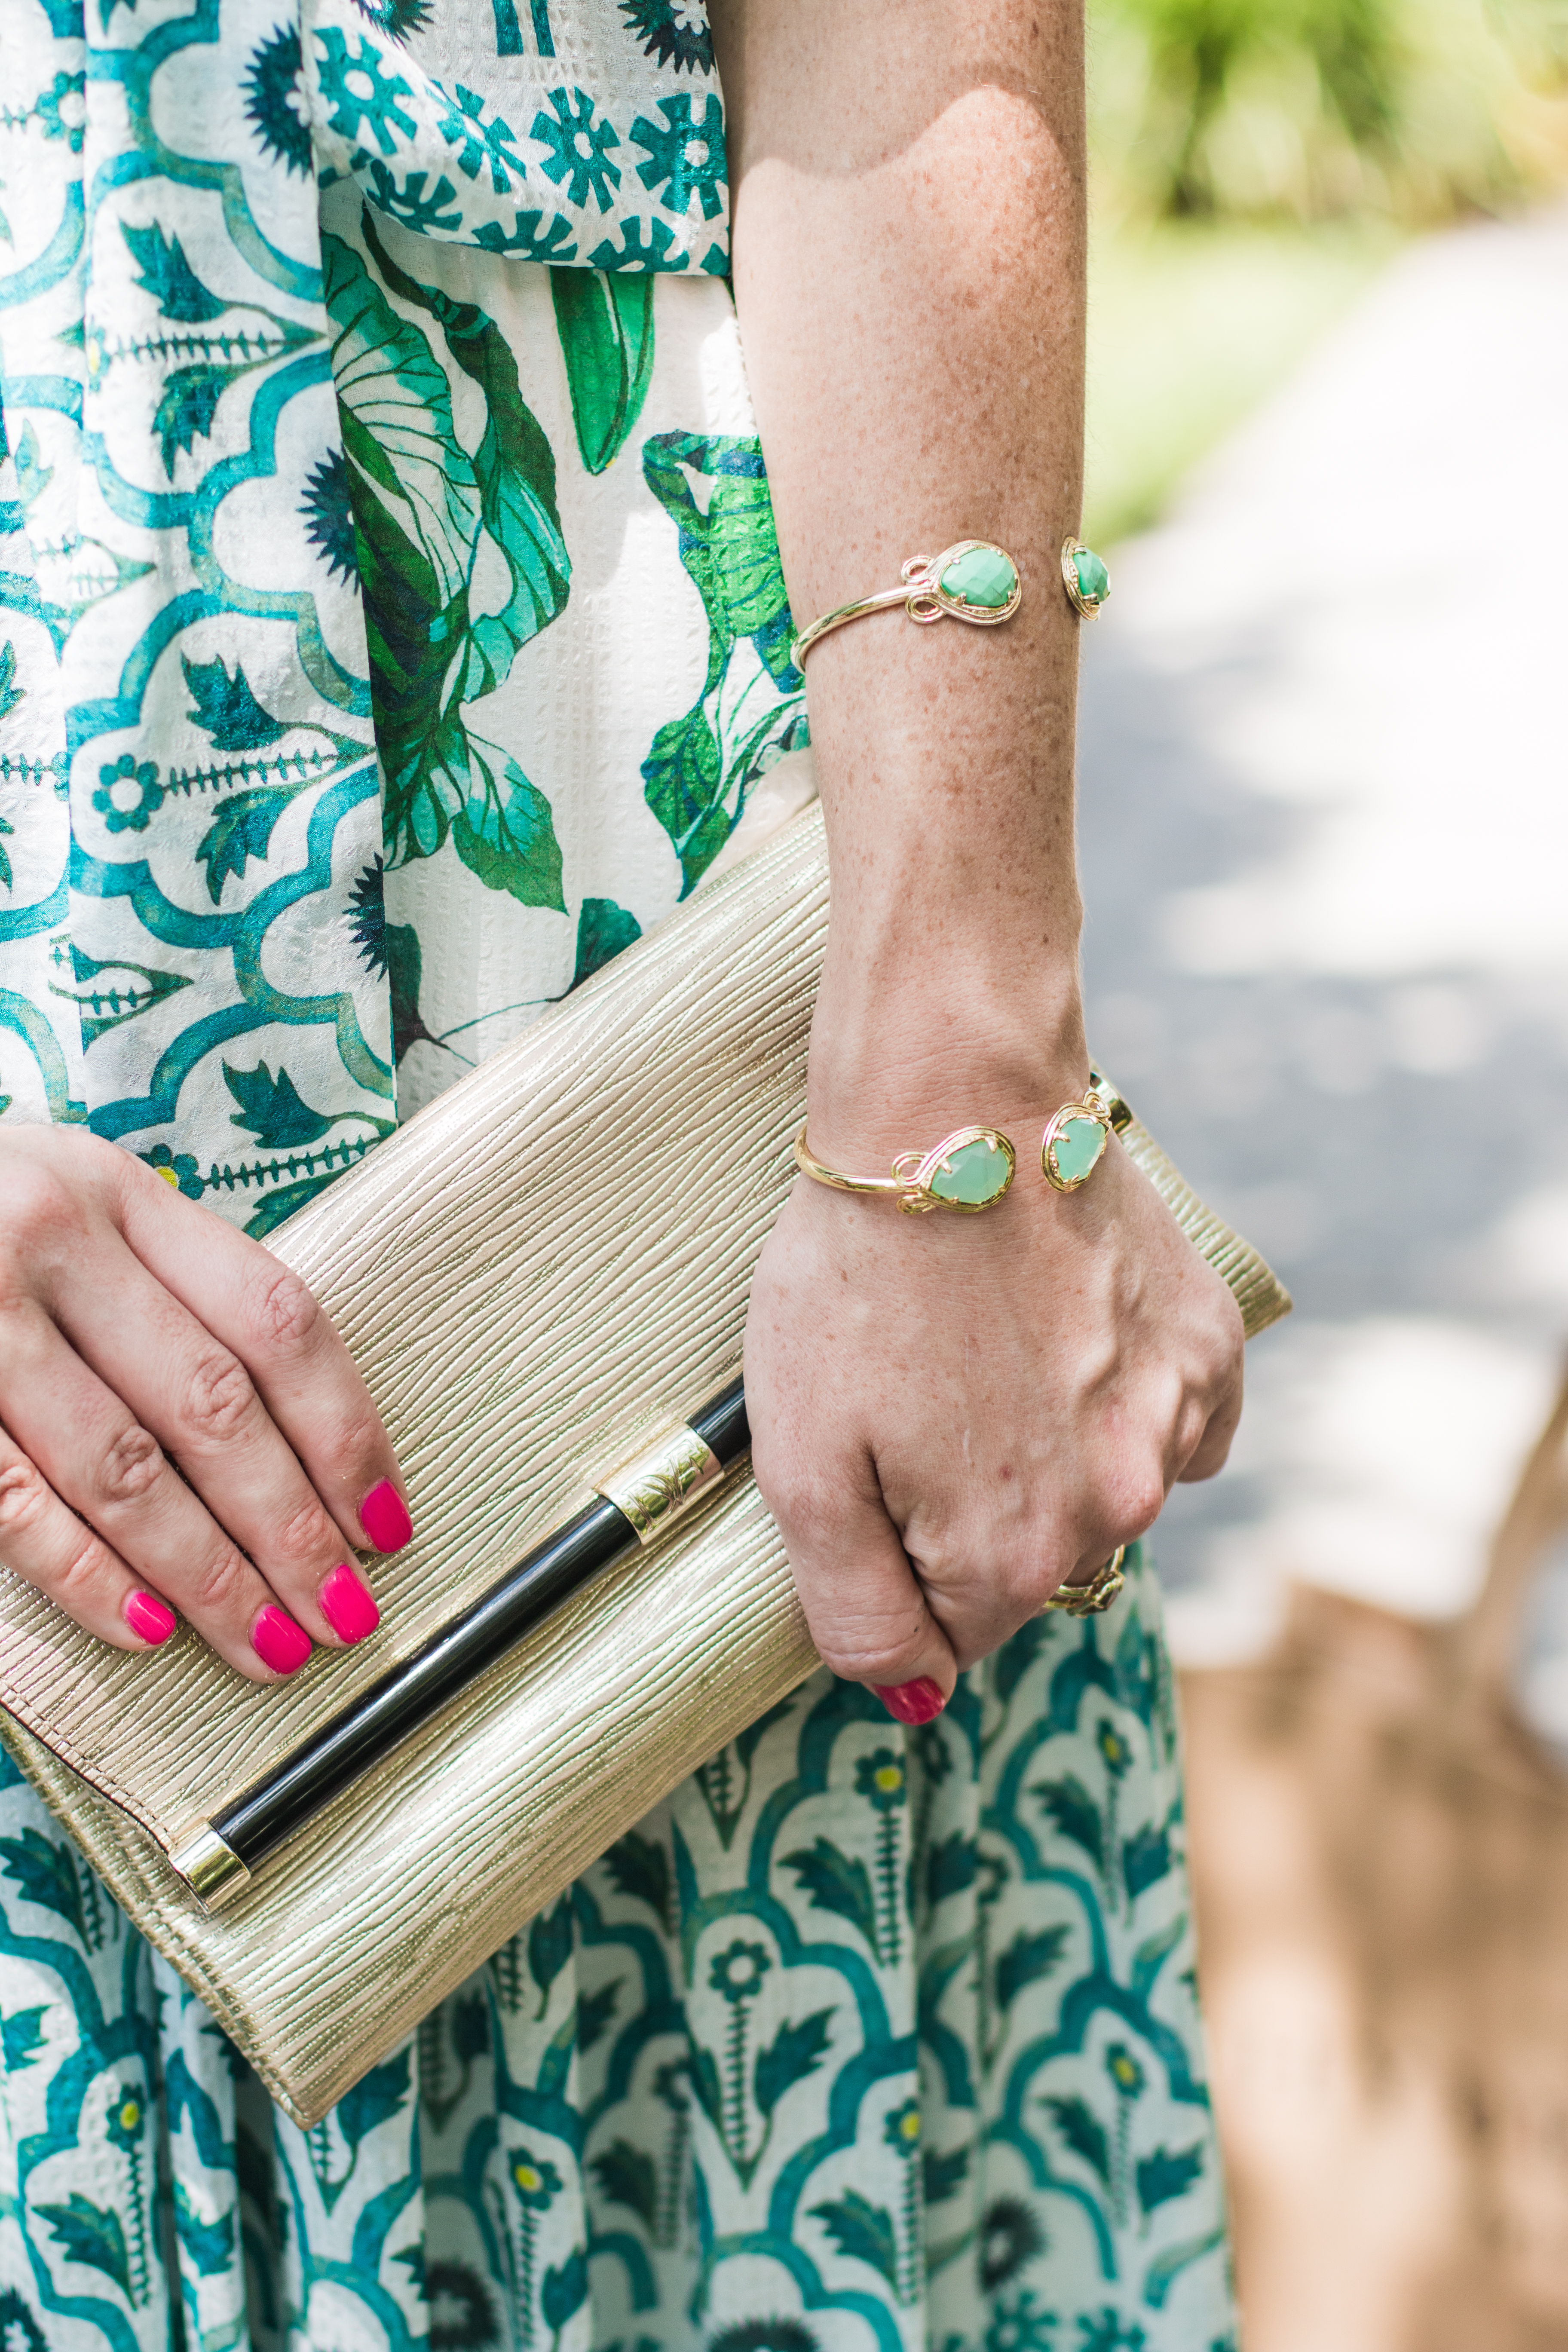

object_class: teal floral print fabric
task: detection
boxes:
[306,0,731,275]
[0,0,1236,2345]
[0,0,739,1230]
[0,1559,1236,2350]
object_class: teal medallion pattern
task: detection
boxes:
[0,1556,1235,2349]
[0,0,766,1220]
[0,1,1236,2344]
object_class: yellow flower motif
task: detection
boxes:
[1105,2043,1145,2098]
[107,2082,145,2150]
[507,2145,562,2208]
[854,1748,908,1812]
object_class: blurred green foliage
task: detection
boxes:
[1081,0,1568,542]
[1090,0,1568,220]
[1081,217,1395,544]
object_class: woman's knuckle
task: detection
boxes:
[179,1350,260,1446]
[1108,1471,1165,1546]
[808,1597,924,1685]
[268,1492,336,1571]
[3,1164,78,1260]
[248,1265,321,1356]
[51,1531,117,1608]
[187,1546,251,1616]
[756,1464,828,1549]
[0,1457,52,1544]
[334,1407,385,1471]
[96,1423,164,1508]
[818,1633,913,1683]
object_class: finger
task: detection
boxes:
[51,1240,381,1650]
[1036,1439,1169,1601]
[753,1433,958,1724]
[1178,1377,1244,1484]
[110,1155,411,1555]
[0,1421,178,1653]
[0,1300,312,1681]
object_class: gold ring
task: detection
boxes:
[1040,1546,1127,1618]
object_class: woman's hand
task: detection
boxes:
[746,1093,1244,1718]
[0,1125,410,1677]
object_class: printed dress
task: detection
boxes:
[0,2,1238,2346]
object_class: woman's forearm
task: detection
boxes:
[711,0,1089,1153]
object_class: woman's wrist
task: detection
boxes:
[805,968,1090,1164]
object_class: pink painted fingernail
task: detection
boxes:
[875,1677,946,1727]
[318,1562,380,1645]
[123,1591,175,1648]
[251,1605,312,1676]
[359,1479,412,1553]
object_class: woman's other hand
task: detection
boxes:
[0,1126,409,1676]
[747,1121,1244,1714]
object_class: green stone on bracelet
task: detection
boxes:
[1050,1115,1107,1185]
[927,1133,1014,1207]
[939,544,1019,611]
[1041,1102,1112,1192]
[1073,547,1110,605]
[1061,538,1111,617]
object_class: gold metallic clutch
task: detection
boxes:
[0,807,1289,2127]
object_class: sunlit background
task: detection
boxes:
[1072,5,1568,2339]
[1077,0,1568,1663]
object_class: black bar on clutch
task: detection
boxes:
[212,1378,749,1874]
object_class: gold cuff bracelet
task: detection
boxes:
[793,539,1022,665]
[795,1075,1131,1217]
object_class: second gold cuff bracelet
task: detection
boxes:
[790,535,1110,664]
[796,1078,1128,1214]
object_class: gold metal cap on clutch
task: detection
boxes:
[169,1822,251,1911]
[592,1423,724,1544]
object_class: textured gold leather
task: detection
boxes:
[0,804,1289,2126]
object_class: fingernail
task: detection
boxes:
[123,1590,175,1647]
[875,1677,946,1726]
[251,1605,312,1676]
[318,1561,380,1645]
[359,1479,412,1553]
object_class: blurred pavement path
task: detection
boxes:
[1076,203,1568,1697]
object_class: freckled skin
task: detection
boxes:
[713,3,1246,1696]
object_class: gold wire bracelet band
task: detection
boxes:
[793,539,1022,665]
[794,1124,1017,1216]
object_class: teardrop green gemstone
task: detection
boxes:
[1073,547,1110,605]
[939,544,1018,610]
[1050,1115,1107,1187]
[928,1135,1012,1207]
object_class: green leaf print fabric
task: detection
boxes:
[0,1,1237,2345]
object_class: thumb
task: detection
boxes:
[759,1442,959,1727]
